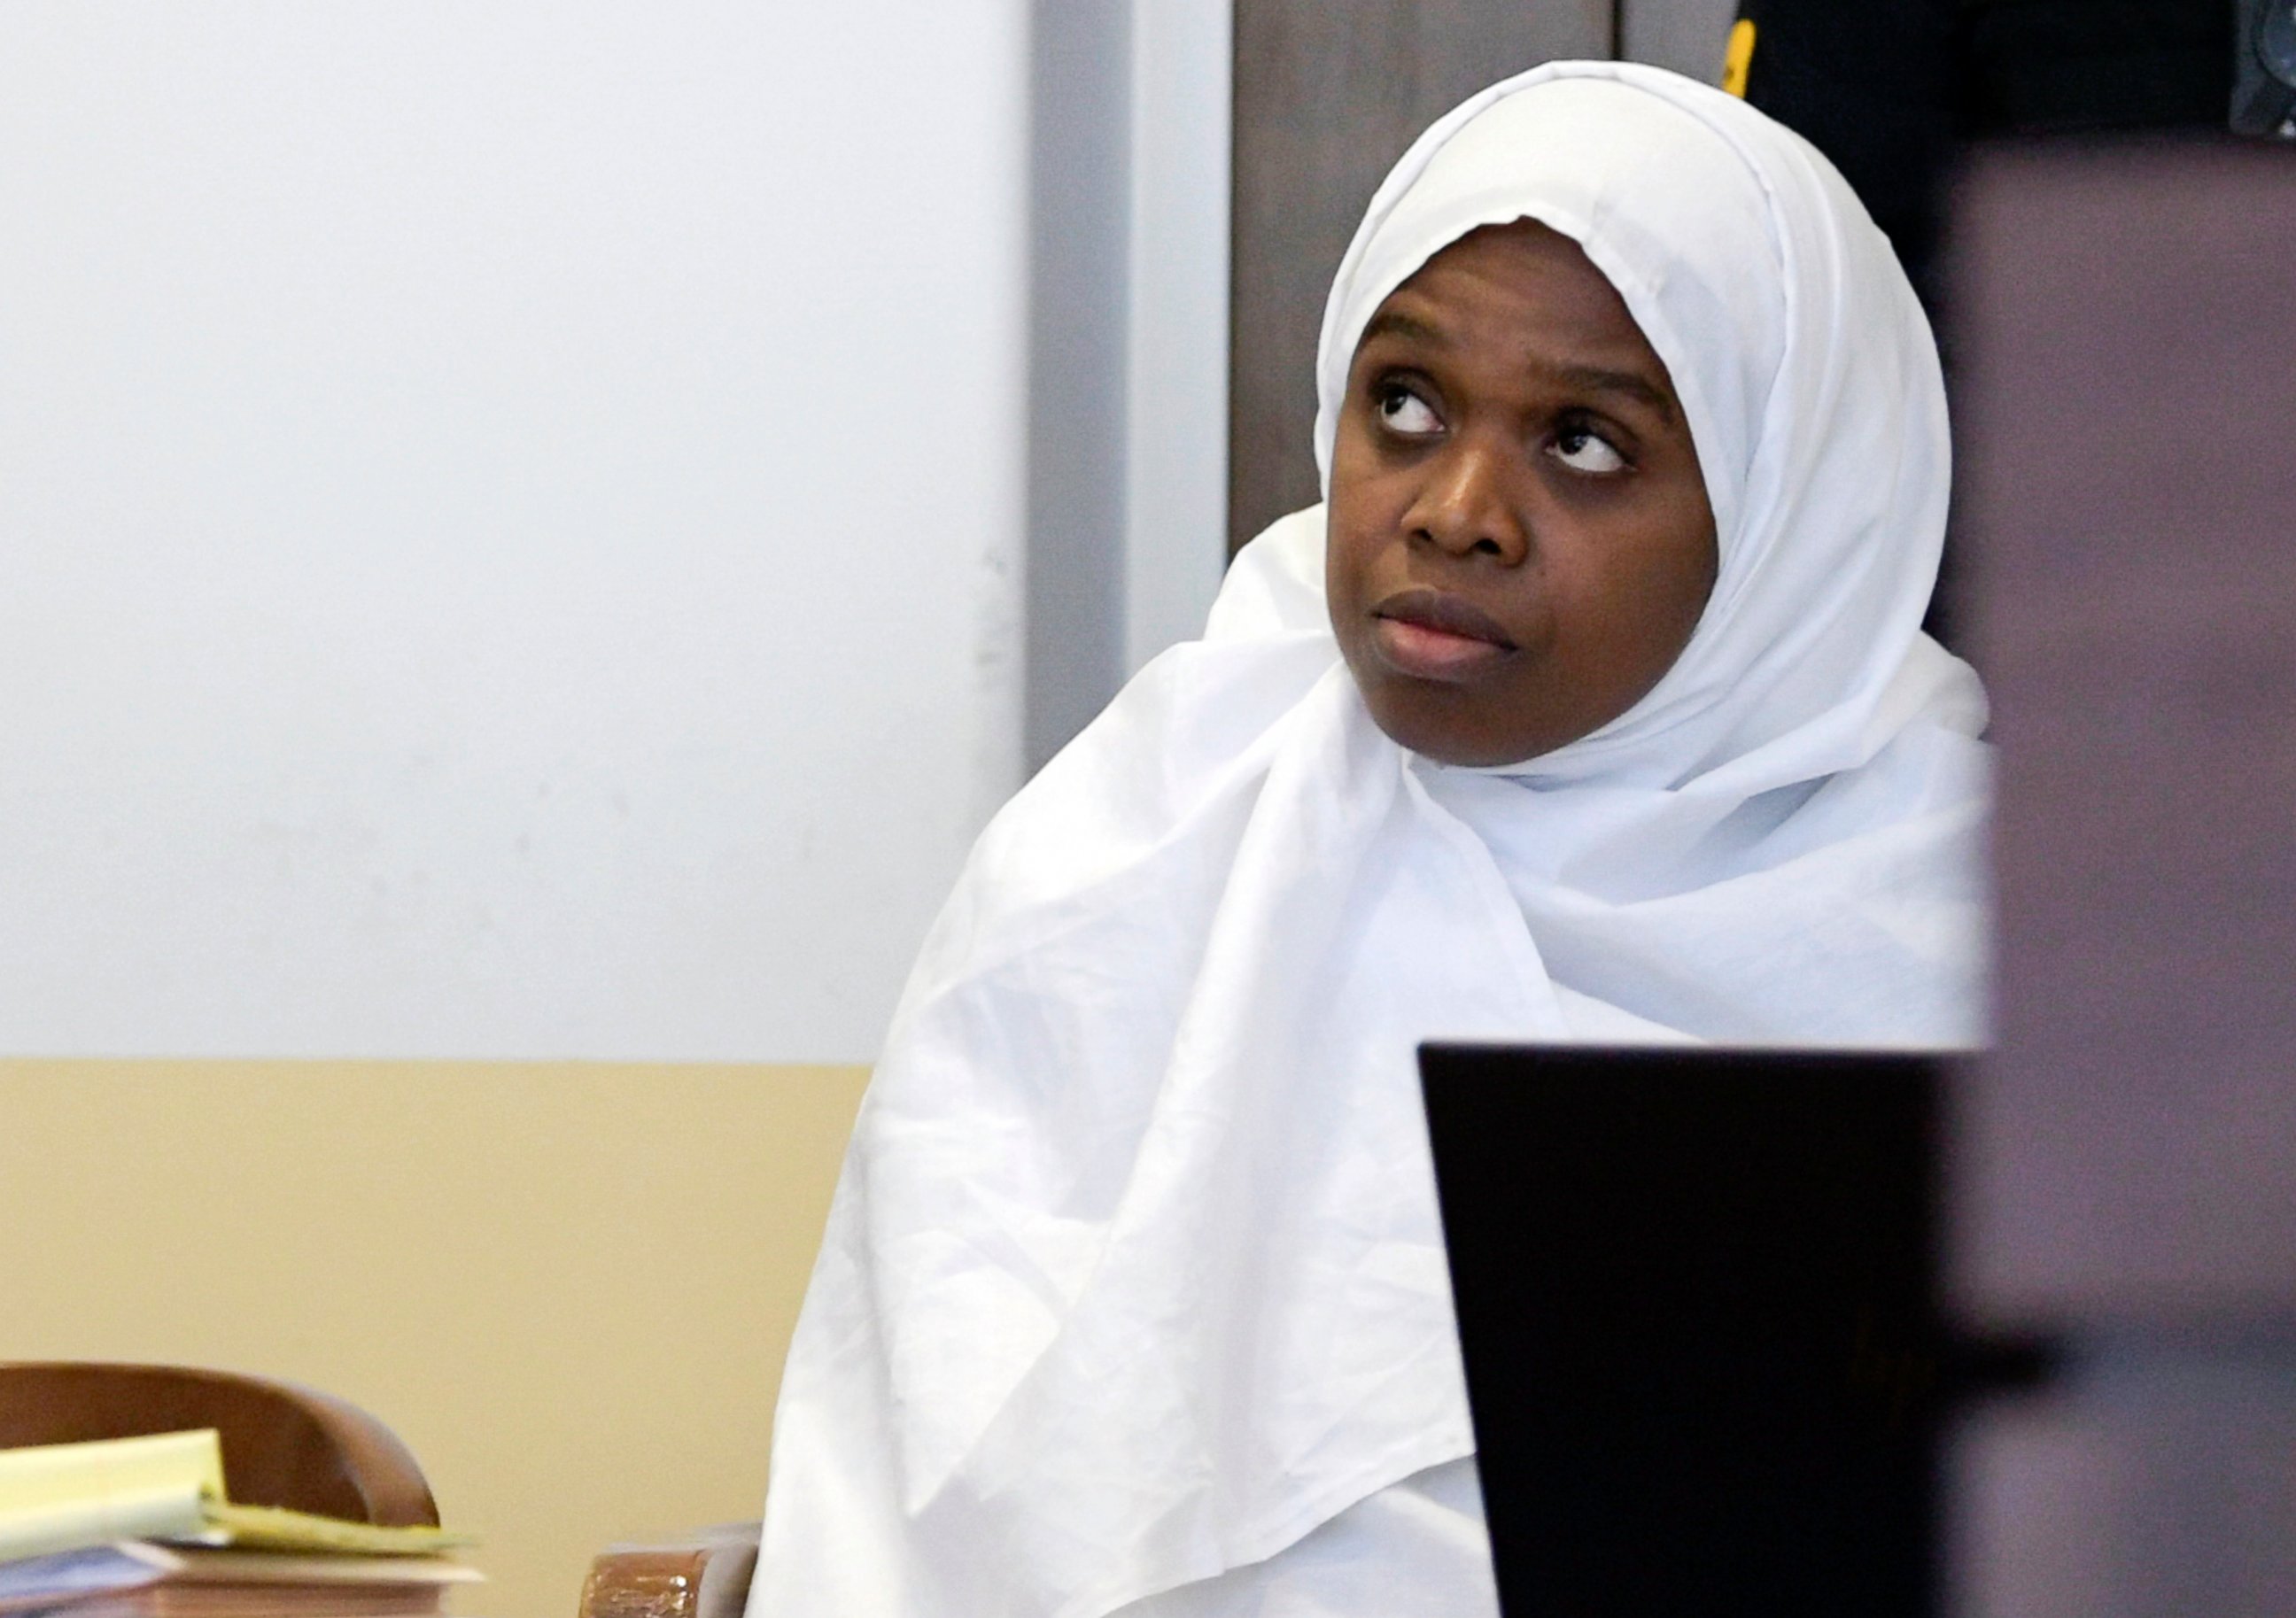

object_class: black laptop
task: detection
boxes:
[1417,1043,1943,1618]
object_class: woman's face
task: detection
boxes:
[1326,220,1718,767]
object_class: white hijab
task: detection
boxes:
[748,61,1987,1618]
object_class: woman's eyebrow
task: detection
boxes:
[1359,308,1447,349]
[1361,309,1679,424]
[1555,363,1678,423]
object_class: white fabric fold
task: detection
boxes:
[1106,1459,1500,1618]
[749,60,1989,1618]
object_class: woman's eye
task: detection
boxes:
[1551,426,1626,475]
[1376,384,1441,437]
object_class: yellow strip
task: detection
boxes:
[198,1499,476,1555]
[1723,17,1757,98]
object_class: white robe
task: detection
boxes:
[748,61,1987,1618]
[1108,1461,1496,1618]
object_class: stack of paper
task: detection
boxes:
[0,1433,477,1618]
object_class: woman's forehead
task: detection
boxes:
[1379,223,1646,336]
[1359,221,1679,404]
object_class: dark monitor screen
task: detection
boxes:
[1418,1043,1942,1618]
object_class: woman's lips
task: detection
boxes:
[1369,589,1517,681]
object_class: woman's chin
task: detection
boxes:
[1354,679,1573,769]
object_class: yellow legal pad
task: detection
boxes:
[0,1432,473,1563]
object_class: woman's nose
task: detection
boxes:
[1408,438,1529,563]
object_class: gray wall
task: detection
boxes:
[1025,0,1132,771]
[1620,0,1737,82]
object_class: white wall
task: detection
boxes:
[0,3,1029,1062]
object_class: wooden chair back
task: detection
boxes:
[0,1361,438,1528]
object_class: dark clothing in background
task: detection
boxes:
[1730,0,2236,646]
[1734,0,2234,307]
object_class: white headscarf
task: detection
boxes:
[748,61,1987,1618]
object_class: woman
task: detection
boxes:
[746,60,1986,1618]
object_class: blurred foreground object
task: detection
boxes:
[1952,139,2296,1614]
[0,1366,476,1618]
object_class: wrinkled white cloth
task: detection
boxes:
[747,60,1988,1618]
[1106,1460,1497,1618]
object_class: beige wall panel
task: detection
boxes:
[0,1060,870,1618]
